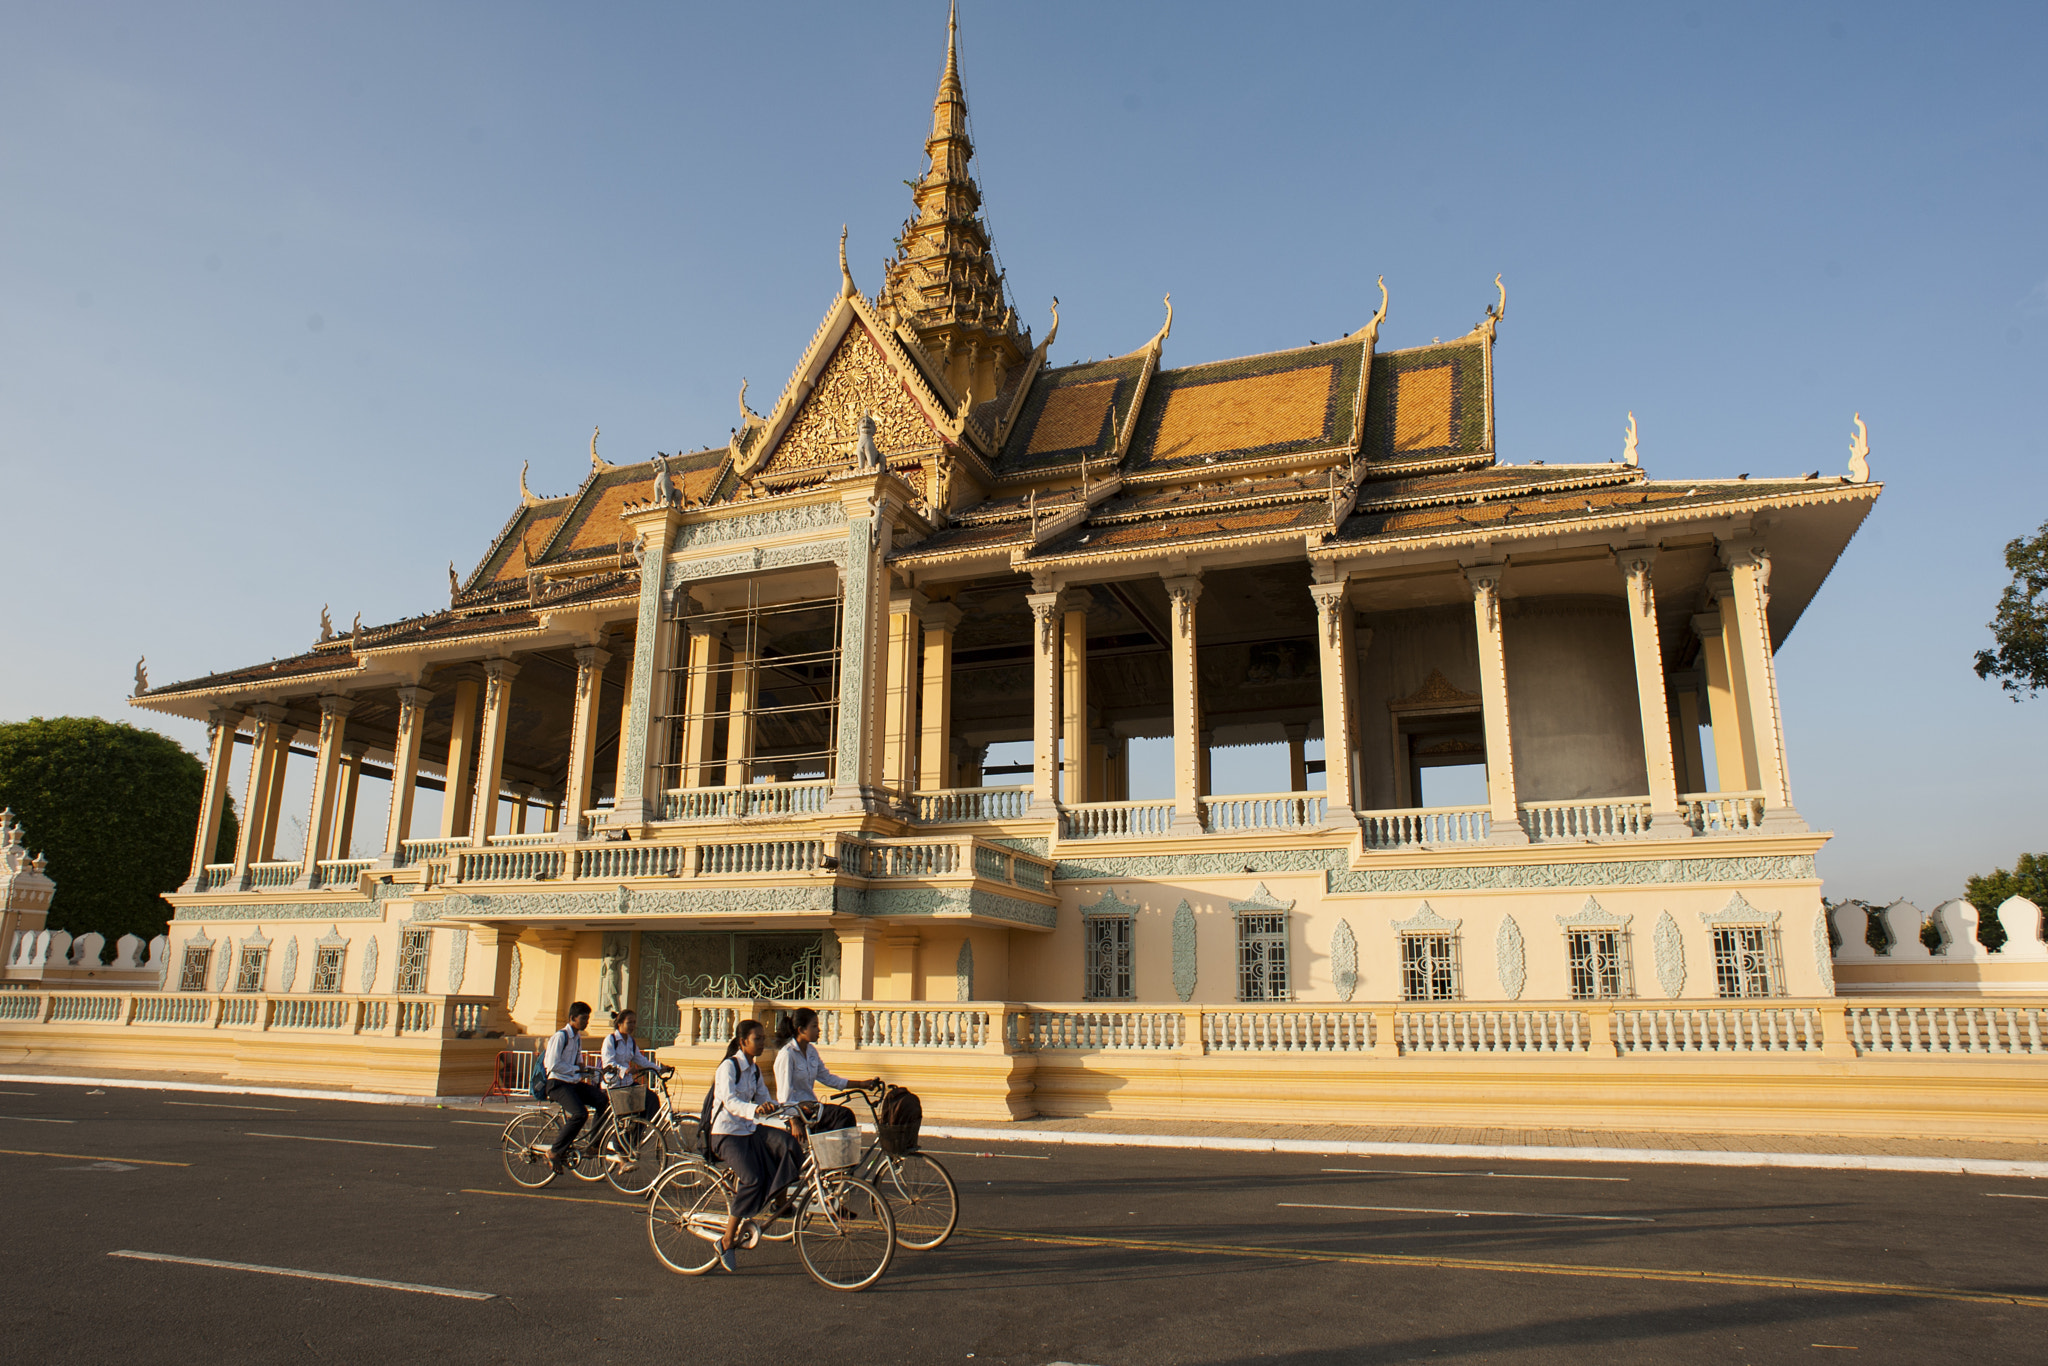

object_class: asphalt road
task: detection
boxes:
[0,1082,2041,1365]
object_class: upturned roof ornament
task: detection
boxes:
[1622,412,1640,467]
[319,604,334,643]
[133,656,148,697]
[1045,297,1060,350]
[1353,275,1389,345]
[519,460,542,507]
[1476,274,1507,341]
[1847,414,1871,484]
[839,225,858,299]
[589,425,611,472]
[448,561,461,602]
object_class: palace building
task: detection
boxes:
[92,13,1914,1114]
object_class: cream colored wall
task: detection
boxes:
[1355,605,1482,811]
[1503,598,1649,802]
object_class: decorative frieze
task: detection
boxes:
[1329,854,1816,895]
[1653,911,1685,996]
[1172,900,1198,1001]
[1330,918,1358,1002]
[675,500,847,550]
[1496,915,1527,999]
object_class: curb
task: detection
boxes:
[9,1073,2044,1178]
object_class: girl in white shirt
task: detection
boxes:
[709,1019,801,1272]
[772,1007,877,1134]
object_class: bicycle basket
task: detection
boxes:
[875,1122,920,1155]
[604,1084,646,1117]
[810,1126,862,1171]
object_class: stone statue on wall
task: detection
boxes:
[854,412,884,471]
[599,932,628,1014]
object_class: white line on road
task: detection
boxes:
[0,1115,74,1124]
[449,1120,508,1128]
[108,1250,493,1300]
[924,1149,1053,1161]
[166,1101,296,1113]
[1985,1192,2048,1200]
[0,1090,39,1096]
[1281,1201,1655,1224]
[245,1132,433,1150]
[1322,1167,1627,1182]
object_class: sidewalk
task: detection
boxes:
[6,1062,2045,1176]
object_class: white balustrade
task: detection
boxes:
[1202,792,1328,833]
[664,782,830,821]
[456,847,566,883]
[1204,1009,1374,1053]
[1520,797,1656,842]
[196,864,235,891]
[48,994,122,1024]
[1060,800,1176,840]
[398,837,463,868]
[485,832,559,848]
[313,859,374,889]
[248,861,300,889]
[1397,1009,1591,1054]
[0,994,41,1022]
[971,844,1010,881]
[274,998,358,1030]
[576,842,686,880]
[1358,805,1492,849]
[915,786,1032,823]
[1683,791,1767,834]
[132,996,210,1025]
[221,996,262,1028]
[1845,1005,2046,1055]
[1019,1009,1184,1051]
[1613,1007,1822,1053]
[695,839,827,875]
[855,1006,992,1050]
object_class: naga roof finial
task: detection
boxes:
[839,224,858,298]
[590,425,610,472]
[519,459,541,507]
[133,656,148,697]
[1045,297,1060,350]
[1847,413,1871,484]
[1622,412,1640,468]
[1125,295,1171,358]
[1354,275,1389,345]
[319,603,334,643]
[1477,274,1507,340]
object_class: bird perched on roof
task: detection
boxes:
[1737,473,1749,480]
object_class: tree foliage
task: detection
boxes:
[0,717,236,952]
[1963,852,2048,952]
[1974,519,2048,697]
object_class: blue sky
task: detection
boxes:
[1,2,2043,908]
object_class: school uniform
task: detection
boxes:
[710,1052,801,1220]
[774,1041,855,1133]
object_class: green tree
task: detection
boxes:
[0,717,236,954]
[1974,519,2048,697]
[1963,852,2048,952]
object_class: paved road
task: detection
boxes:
[0,1082,2041,1364]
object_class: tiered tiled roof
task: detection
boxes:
[1123,337,1371,479]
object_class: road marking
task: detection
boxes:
[60,1161,138,1171]
[166,1101,296,1113]
[1282,1201,1655,1224]
[957,1227,2048,1309]
[1322,1167,1627,1182]
[0,1147,189,1167]
[924,1149,1052,1161]
[0,1090,38,1096]
[246,1132,433,1150]
[450,1120,508,1128]
[108,1250,493,1300]
[461,1187,642,1210]
[1810,1346,1859,1351]
[0,1115,74,1124]
[1985,1192,2048,1201]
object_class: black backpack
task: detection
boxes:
[877,1084,922,1154]
[697,1055,742,1156]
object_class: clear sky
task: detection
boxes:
[2,1,2043,909]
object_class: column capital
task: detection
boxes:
[394,682,434,706]
[1025,588,1066,652]
[1307,581,1350,646]
[339,739,372,760]
[1690,612,1724,641]
[888,587,927,613]
[1716,532,1769,568]
[246,701,289,726]
[1161,575,1203,636]
[915,599,963,632]
[482,657,522,682]
[571,644,612,670]
[1613,544,1660,575]
[1705,570,1736,603]
[206,706,245,731]
[317,694,359,719]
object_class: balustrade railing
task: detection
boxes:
[450,1001,487,1035]
[1683,791,1767,834]
[664,782,830,821]
[695,839,828,875]
[397,1001,438,1034]
[248,861,300,889]
[1018,1009,1185,1051]
[1060,800,1176,840]
[1358,805,1491,849]
[274,998,354,1030]
[196,864,235,891]
[1205,1009,1374,1053]
[0,995,39,1022]
[397,838,463,868]
[1613,1006,1822,1053]
[856,1007,992,1050]
[1397,1008,1592,1054]
[1844,1004,2046,1055]
[914,786,1032,823]
[1520,797,1656,842]
[362,1000,389,1032]
[132,995,210,1025]
[971,844,1010,881]
[313,859,374,889]
[455,847,566,884]
[221,996,263,1027]
[1202,792,1328,833]
[49,994,122,1024]
[858,842,961,878]
[575,842,686,880]
[485,832,559,848]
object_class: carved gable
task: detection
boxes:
[760,325,944,479]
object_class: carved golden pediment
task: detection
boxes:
[1389,667,1480,710]
[757,326,945,480]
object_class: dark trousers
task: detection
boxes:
[809,1102,854,1133]
[712,1127,802,1220]
[547,1080,607,1157]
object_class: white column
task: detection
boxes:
[471,659,520,845]
[1308,579,1358,826]
[1718,537,1797,821]
[1690,611,1752,793]
[1615,548,1681,828]
[438,678,481,839]
[234,703,286,878]
[1463,564,1527,843]
[722,636,757,790]
[1026,586,1064,809]
[1061,598,1089,805]
[1670,669,1708,796]
[331,742,367,860]
[1163,574,1204,832]
[614,506,686,824]
[882,591,922,795]
[916,601,962,792]
[186,708,242,888]
[678,624,716,788]
[560,645,610,839]
[381,684,431,860]
[300,696,357,883]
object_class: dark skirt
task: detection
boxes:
[712,1127,803,1220]
[808,1102,855,1133]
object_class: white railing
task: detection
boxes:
[1019,1010,1185,1051]
[132,996,210,1025]
[1684,791,1767,834]
[581,807,614,835]
[1060,800,1176,840]
[915,786,1032,823]
[663,782,830,821]
[575,842,687,880]
[485,832,558,848]
[1203,792,1328,833]
[1845,1005,2046,1055]
[0,992,494,1037]
[313,859,374,889]
[48,994,123,1024]
[856,1007,993,1050]
[1205,1010,1374,1053]
[397,837,463,868]
[196,864,235,891]
[695,839,828,875]
[1358,805,1492,849]
[1397,1008,1593,1054]
[455,847,567,883]
[1613,1007,1823,1053]
[1520,797,1656,842]
[0,995,39,1022]
[248,861,299,889]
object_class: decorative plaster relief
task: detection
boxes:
[1057,847,1344,884]
[1653,911,1685,997]
[1084,887,1141,918]
[446,927,469,994]
[174,899,382,921]
[439,886,838,920]
[1699,892,1780,927]
[835,516,876,783]
[1331,918,1359,1002]
[600,932,628,1014]
[359,936,380,993]
[508,944,523,1011]
[1230,883,1296,915]
[988,837,1051,858]
[1811,913,1835,995]
[238,928,271,952]
[1555,896,1632,929]
[956,938,974,1002]
[278,937,299,992]
[1330,854,1816,896]
[965,890,1058,929]
[675,501,846,550]
[210,945,231,992]
[1496,915,1527,1000]
[1172,900,1197,1002]
[666,539,848,588]
[1390,901,1461,933]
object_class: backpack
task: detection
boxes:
[529,1050,549,1102]
[697,1055,742,1156]
[877,1084,922,1154]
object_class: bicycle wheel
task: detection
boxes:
[647,1164,730,1275]
[567,1118,608,1183]
[604,1119,671,1197]
[794,1172,896,1291]
[499,1110,561,1189]
[876,1152,959,1250]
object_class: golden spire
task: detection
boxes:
[877,0,1028,408]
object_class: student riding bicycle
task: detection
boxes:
[601,1007,670,1122]
[709,1018,803,1273]
[772,1006,877,1134]
[543,1000,605,1173]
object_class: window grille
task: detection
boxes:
[395,930,431,995]
[1084,917,1133,1000]
[1712,926,1781,998]
[1237,913,1289,1002]
[1400,932,1460,1001]
[234,947,269,994]
[660,587,844,790]
[179,946,212,993]
[1567,930,1631,999]
[311,946,346,994]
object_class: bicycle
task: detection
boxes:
[500,1066,688,1196]
[827,1081,959,1250]
[646,1103,897,1291]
